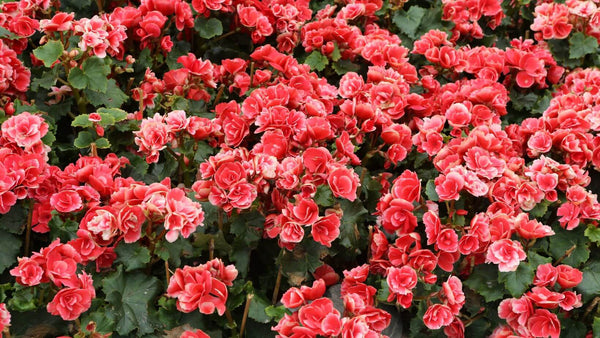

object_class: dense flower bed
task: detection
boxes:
[0,0,599,337]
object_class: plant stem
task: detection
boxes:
[225,309,238,337]
[209,237,215,260]
[554,244,577,266]
[165,260,171,284]
[24,201,34,255]
[240,294,253,338]
[95,0,103,12]
[272,264,283,304]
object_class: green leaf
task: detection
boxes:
[464,264,504,302]
[510,91,538,112]
[585,225,600,243]
[31,69,59,91]
[569,32,599,59]
[114,243,151,271]
[194,141,215,163]
[330,43,342,62]
[248,295,271,324]
[332,59,360,75]
[68,56,110,92]
[0,203,26,234]
[425,179,439,202]
[593,316,600,338]
[577,262,600,302]
[549,226,589,267]
[97,108,128,122]
[314,185,334,207]
[265,305,288,321]
[74,131,94,148]
[498,262,534,297]
[529,199,550,218]
[305,51,329,72]
[85,79,128,108]
[0,233,21,273]
[72,114,93,128]
[339,199,368,248]
[102,267,161,335]
[195,17,223,39]
[33,40,64,67]
[392,6,426,39]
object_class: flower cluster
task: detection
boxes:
[10,239,95,321]
[275,266,391,337]
[167,258,238,315]
[493,264,583,337]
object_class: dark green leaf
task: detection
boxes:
[94,138,111,149]
[33,40,64,68]
[0,233,21,273]
[549,226,589,267]
[332,59,360,75]
[392,6,426,39]
[569,32,599,59]
[464,264,504,302]
[68,57,110,92]
[102,267,161,335]
[248,295,271,324]
[577,262,600,302]
[74,131,94,148]
[498,261,534,297]
[339,199,367,248]
[85,80,128,108]
[114,243,151,272]
[305,51,329,72]
[155,237,194,267]
[425,179,439,202]
[314,185,334,207]
[195,17,223,39]
[0,203,26,234]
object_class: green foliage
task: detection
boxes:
[305,51,329,71]
[102,267,161,335]
[569,32,599,59]
[392,6,426,39]
[195,17,223,39]
[68,57,111,92]
[33,41,64,68]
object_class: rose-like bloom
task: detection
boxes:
[423,304,454,330]
[9,15,39,37]
[47,273,95,321]
[0,303,9,333]
[281,287,305,308]
[280,220,304,244]
[527,286,564,309]
[380,198,417,235]
[303,147,332,173]
[441,276,465,314]
[181,329,210,338]
[533,263,557,287]
[44,240,83,288]
[167,265,230,316]
[1,112,48,148]
[386,266,417,296]
[50,190,83,213]
[436,228,458,252]
[298,298,340,335]
[134,113,171,164]
[391,170,421,203]
[527,309,560,338]
[555,265,583,289]
[290,198,319,226]
[445,103,471,128]
[227,182,257,210]
[435,171,464,201]
[164,188,205,242]
[10,257,45,286]
[313,264,340,286]
[485,239,526,272]
[311,214,340,247]
[327,166,359,201]
[214,162,246,190]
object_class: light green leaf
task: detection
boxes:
[33,40,64,67]
[392,6,426,39]
[305,51,329,72]
[585,225,600,243]
[195,17,223,39]
[68,56,110,92]
[72,114,93,128]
